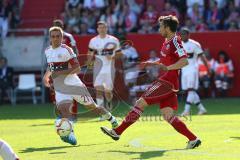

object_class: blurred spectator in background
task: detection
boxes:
[83,0,106,9]
[100,7,118,34]
[198,49,216,97]
[204,1,223,30]
[161,1,179,18]
[0,57,13,104]
[0,0,12,38]
[224,1,240,30]
[182,17,196,32]
[118,4,137,32]
[214,50,234,97]
[139,4,158,33]
[187,3,203,27]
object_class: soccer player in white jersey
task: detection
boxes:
[87,21,122,116]
[0,139,19,160]
[43,27,118,145]
[52,19,79,120]
[180,28,208,116]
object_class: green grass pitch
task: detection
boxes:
[0,98,240,160]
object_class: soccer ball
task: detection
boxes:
[55,118,72,137]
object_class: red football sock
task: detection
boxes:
[71,100,78,116]
[168,116,197,141]
[114,106,143,135]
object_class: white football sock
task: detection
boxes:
[96,98,104,107]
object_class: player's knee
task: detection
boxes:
[135,98,147,110]
[57,102,72,118]
[162,113,173,122]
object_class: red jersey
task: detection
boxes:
[159,35,187,90]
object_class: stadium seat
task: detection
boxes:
[13,74,37,105]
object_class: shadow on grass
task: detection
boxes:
[30,123,52,127]
[20,145,80,153]
[48,151,66,154]
[230,137,240,140]
[20,142,113,153]
[107,149,186,159]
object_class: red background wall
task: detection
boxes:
[74,32,240,97]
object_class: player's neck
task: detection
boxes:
[99,34,107,39]
[52,44,61,49]
[166,32,175,41]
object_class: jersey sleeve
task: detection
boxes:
[173,37,187,58]
[88,39,94,50]
[194,42,203,55]
[114,38,121,52]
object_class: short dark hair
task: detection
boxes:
[53,19,64,29]
[97,21,108,27]
[0,57,7,63]
[158,15,179,32]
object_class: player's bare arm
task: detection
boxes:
[166,57,188,71]
[43,67,52,88]
[199,54,210,73]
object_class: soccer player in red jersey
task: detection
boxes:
[101,15,201,149]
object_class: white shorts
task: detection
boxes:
[55,87,95,105]
[181,70,199,90]
[94,72,115,90]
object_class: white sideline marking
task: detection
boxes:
[224,138,233,143]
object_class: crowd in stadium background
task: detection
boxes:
[1,0,240,38]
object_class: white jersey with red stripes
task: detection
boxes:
[88,34,121,74]
[181,39,203,73]
[45,44,82,86]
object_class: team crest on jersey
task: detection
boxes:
[166,44,170,50]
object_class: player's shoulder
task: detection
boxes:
[107,34,119,42]
[60,44,74,54]
[63,31,73,38]
[44,46,51,53]
[189,39,201,47]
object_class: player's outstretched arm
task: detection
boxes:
[43,67,52,88]
[166,57,188,71]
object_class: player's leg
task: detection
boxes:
[181,73,193,116]
[160,95,201,149]
[0,139,19,160]
[193,92,207,115]
[95,85,104,107]
[72,85,118,128]
[104,71,115,111]
[100,97,147,140]
[193,72,207,115]
[94,72,105,107]
[100,79,173,140]
[71,100,78,121]
[55,92,77,145]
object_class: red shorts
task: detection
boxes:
[142,79,178,110]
